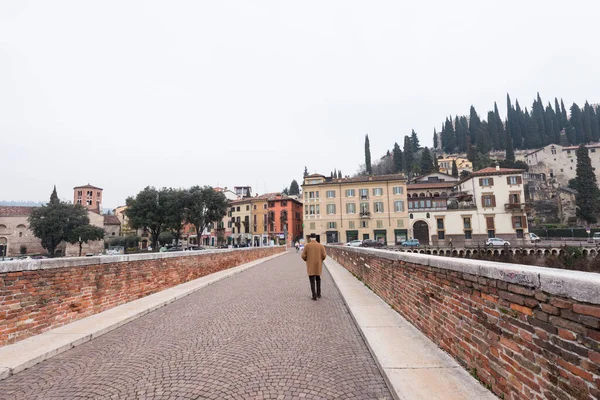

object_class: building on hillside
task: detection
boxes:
[487,149,529,163]
[557,187,578,226]
[525,143,600,188]
[0,184,116,257]
[437,156,473,175]
[301,173,409,245]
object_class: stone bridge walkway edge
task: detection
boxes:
[0,250,494,399]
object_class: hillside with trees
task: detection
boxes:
[437,93,599,154]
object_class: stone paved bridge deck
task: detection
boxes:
[0,252,392,400]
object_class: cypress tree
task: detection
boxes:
[514,100,525,149]
[505,128,515,164]
[570,103,585,144]
[451,160,458,177]
[433,129,438,151]
[494,102,505,150]
[420,148,434,174]
[403,136,413,175]
[544,104,556,145]
[469,106,481,147]
[338,171,342,179]
[434,155,439,172]
[410,130,420,152]
[392,142,403,173]
[364,134,372,175]
[573,144,600,224]
[50,186,59,204]
[444,118,456,152]
[458,116,469,152]
[488,111,500,150]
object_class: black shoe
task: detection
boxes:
[317,294,321,298]
[312,295,317,301]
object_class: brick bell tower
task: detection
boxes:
[73,184,103,213]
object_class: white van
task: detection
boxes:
[529,233,541,243]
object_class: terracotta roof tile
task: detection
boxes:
[0,206,37,217]
[407,182,456,190]
[103,215,121,225]
[304,173,406,186]
[73,184,103,190]
[470,167,524,177]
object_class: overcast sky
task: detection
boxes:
[1,1,599,208]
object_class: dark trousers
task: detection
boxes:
[309,275,321,298]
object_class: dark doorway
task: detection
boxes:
[413,221,429,245]
[326,231,339,243]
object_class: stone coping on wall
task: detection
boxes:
[326,245,600,305]
[0,247,284,274]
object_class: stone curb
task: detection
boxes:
[0,251,287,381]
[325,258,497,400]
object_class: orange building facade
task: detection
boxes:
[266,195,303,246]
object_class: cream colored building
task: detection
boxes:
[525,143,600,187]
[301,174,409,245]
[230,198,253,245]
[407,168,529,246]
[437,156,473,175]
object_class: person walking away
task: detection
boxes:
[301,233,327,301]
[295,241,300,253]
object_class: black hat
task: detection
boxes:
[310,233,316,238]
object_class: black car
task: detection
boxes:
[185,246,204,251]
[359,239,385,248]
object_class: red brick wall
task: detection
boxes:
[327,246,600,400]
[0,247,283,347]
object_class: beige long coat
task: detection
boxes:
[301,240,327,276]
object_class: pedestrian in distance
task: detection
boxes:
[301,233,327,301]
[295,241,300,253]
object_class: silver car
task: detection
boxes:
[346,240,362,247]
[485,238,510,247]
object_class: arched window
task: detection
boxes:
[16,224,26,229]
[419,193,426,197]
[409,213,414,219]
[433,192,440,197]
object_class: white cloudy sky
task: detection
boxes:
[1,1,599,208]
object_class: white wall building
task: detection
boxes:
[525,143,600,187]
[407,168,529,246]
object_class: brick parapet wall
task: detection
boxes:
[0,247,284,347]
[326,246,600,400]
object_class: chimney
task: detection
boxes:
[496,164,500,171]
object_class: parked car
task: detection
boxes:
[590,232,600,243]
[529,233,541,243]
[400,239,420,247]
[346,240,362,247]
[167,246,183,252]
[486,238,510,247]
[360,239,385,248]
[185,246,204,251]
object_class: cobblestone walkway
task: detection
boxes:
[0,251,392,400]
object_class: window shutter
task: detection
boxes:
[489,178,494,186]
[517,176,522,184]
[506,177,511,184]
[491,195,496,207]
[479,178,483,186]
[481,195,485,207]
[512,217,516,229]
[522,216,527,229]
[486,217,494,230]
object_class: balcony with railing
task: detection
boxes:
[505,203,526,212]
[360,212,371,218]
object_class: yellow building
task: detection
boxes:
[230,198,253,245]
[301,174,409,245]
[250,194,273,246]
[437,156,472,175]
